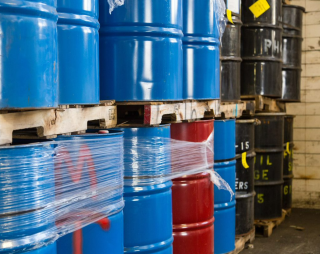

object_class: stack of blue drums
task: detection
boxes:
[55,131,124,254]
[214,119,236,254]
[182,0,220,100]
[0,0,58,109]
[57,0,100,105]
[99,0,183,101]
[0,141,57,254]
[115,125,173,254]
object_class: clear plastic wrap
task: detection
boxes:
[107,0,125,14]
[0,132,232,252]
[0,137,124,253]
[213,0,228,41]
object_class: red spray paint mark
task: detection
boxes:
[72,218,111,254]
[73,228,83,254]
[96,218,111,231]
[55,141,111,254]
[55,144,97,192]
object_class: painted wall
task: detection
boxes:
[287,0,320,209]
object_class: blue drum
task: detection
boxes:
[57,0,99,105]
[115,125,171,184]
[214,119,236,254]
[99,0,183,101]
[115,126,173,253]
[214,119,236,161]
[54,131,124,254]
[183,0,220,99]
[57,212,124,254]
[124,183,173,253]
[214,161,236,254]
[0,141,56,253]
[0,0,58,109]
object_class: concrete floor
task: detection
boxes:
[242,208,320,254]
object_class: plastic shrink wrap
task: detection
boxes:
[0,130,232,252]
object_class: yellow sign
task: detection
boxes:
[242,152,250,169]
[227,9,234,24]
[249,0,270,18]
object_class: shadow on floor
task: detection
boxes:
[242,208,320,254]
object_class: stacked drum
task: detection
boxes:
[171,121,214,254]
[254,113,285,220]
[235,119,256,235]
[99,0,183,101]
[214,119,236,254]
[0,0,58,109]
[241,0,282,97]
[56,131,124,254]
[57,0,100,105]
[281,5,305,101]
[0,141,57,254]
[283,115,295,210]
[183,0,220,100]
[221,6,242,101]
[116,126,173,254]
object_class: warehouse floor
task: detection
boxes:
[242,208,320,254]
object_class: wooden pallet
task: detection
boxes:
[241,95,286,112]
[228,228,256,254]
[117,100,256,126]
[0,101,117,145]
[116,100,218,125]
[254,209,287,237]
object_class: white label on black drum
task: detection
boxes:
[227,0,240,14]
[236,178,249,190]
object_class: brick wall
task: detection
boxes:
[286,0,320,209]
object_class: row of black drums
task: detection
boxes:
[221,0,304,102]
[235,113,294,236]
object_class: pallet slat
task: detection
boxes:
[0,105,117,145]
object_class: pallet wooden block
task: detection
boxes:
[220,101,255,118]
[241,95,286,112]
[0,103,117,145]
[254,209,287,237]
[285,208,292,217]
[228,228,256,254]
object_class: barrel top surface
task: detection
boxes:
[0,141,54,151]
[255,112,286,116]
[236,119,256,124]
[172,172,212,181]
[115,124,171,137]
[215,118,236,123]
[116,124,170,129]
[171,120,214,142]
[283,4,305,12]
[55,130,124,140]
[214,160,236,167]
[124,181,173,193]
